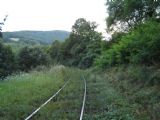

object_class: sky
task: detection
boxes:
[0,0,108,35]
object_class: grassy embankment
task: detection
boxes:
[93,65,160,120]
[0,65,159,120]
[0,66,87,120]
[0,66,68,119]
[84,71,135,120]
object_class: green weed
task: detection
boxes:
[0,66,66,120]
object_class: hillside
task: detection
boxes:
[3,30,70,44]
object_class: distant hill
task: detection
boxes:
[3,30,70,44]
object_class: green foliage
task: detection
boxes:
[4,40,45,54]
[48,40,62,63]
[103,66,160,119]
[51,18,103,68]
[0,32,2,38]
[0,66,68,119]
[96,20,160,67]
[0,41,15,78]
[33,67,85,119]
[84,73,135,120]
[106,0,160,31]
[17,47,50,71]
[48,18,103,68]
[79,38,102,68]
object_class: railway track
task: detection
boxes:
[24,75,87,120]
[24,78,70,120]
[79,75,87,120]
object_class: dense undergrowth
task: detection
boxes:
[84,73,136,120]
[0,66,90,120]
[96,20,160,67]
[100,65,160,120]
[0,65,159,120]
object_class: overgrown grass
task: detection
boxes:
[83,73,136,120]
[102,65,160,120]
[0,65,67,119]
[1,65,159,119]
[32,68,86,120]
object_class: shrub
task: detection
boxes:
[17,47,50,71]
[0,41,15,78]
[96,20,160,68]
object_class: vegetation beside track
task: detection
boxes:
[32,68,86,120]
[84,73,135,120]
[101,66,160,120]
[0,66,159,120]
[0,66,67,119]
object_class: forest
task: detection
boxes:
[0,0,160,120]
[3,30,70,44]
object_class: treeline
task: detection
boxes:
[96,0,160,67]
[0,0,160,81]
[96,20,160,67]
[48,18,104,68]
[0,18,105,79]
[3,30,70,44]
[0,40,14,78]
[0,39,50,78]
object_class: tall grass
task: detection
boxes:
[0,65,66,119]
[32,68,85,119]
[102,65,160,120]
[1,65,159,119]
[83,73,135,120]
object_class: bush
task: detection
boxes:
[17,47,50,71]
[0,41,15,78]
[96,20,160,67]
[49,40,63,64]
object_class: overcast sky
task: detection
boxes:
[0,0,108,34]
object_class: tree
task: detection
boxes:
[106,0,160,32]
[17,47,49,71]
[0,15,8,38]
[79,37,102,68]
[0,41,14,78]
[62,18,103,68]
[49,40,62,63]
[96,20,160,67]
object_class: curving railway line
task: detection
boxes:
[24,75,87,120]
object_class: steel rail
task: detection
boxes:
[79,75,87,120]
[24,79,70,120]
